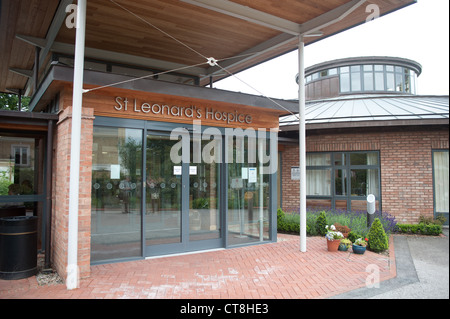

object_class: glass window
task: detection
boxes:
[329,68,338,75]
[410,70,416,94]
[374,65,384,72]
[320,70,328,77]
[335,169,347,196]
[334,153,346,166]
[375,72,385,91]
[396,73,404,92]
[306,169,331,196]
[364,71,374,91]
[0,137,37,196]
[351,66,361,91]
[306,152,380,212]
[433,151,449,213]
[340,66,349,74]
[91,126,143,262]
[386,65,394,72]
[363,65,373,71]
[340,73,350,93]
[307,153,331,166]
[350,152,379,166]
[351,169,379,197]
[386,73,395,91]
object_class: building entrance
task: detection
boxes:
[90,118,276,264]
[144,133,222,256]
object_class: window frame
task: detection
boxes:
[306,151,381,211]
[432,150,449,224]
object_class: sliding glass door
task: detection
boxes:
[91,119,275,263]
[145,132,222,256]
[91,127,143,262]
[145,134,182,248]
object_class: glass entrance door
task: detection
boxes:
[145,133,222,256]
[189,139,221,243]
[145,134,183,254]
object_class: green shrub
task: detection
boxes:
[277,208,286,230]
[396,223,442,236]
[367,218,389,252]
[347,231,360,243]
[277,208,300,233]
[315,211,328,236]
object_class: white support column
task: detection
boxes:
[298,36,307,252]
[67,0,86,290]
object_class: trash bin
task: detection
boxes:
[0,216,38,280]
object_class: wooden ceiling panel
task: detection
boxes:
[0,0,59,93]
[230,0,350,24]
[1,0,416,93]
[55,0,279,67]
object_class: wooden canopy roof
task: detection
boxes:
[1,0,416,96]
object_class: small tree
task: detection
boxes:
[367,218,389,252]
[0,93,30,111]
[315,211,328,236]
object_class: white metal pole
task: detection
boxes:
[298,36,307,252]
[259,138,264,241]
[67,0,86,290]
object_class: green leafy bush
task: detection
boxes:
[367,218,389,252]
[315,211,328,236]
[347,231,360,243]
[277,208,300,233]
[396,223,442,236]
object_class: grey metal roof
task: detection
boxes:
[279,95,449,127]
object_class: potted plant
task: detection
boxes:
[338,238,352,251]
[334,223,351,238]
[325,225,344,252]
[352,238,368,254]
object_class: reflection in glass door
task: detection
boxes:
[189,139,221,242]
[145,132,222,255]
[145,134,182,247]
[91,127,142,262]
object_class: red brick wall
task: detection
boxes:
[280,127,449,224]
[52,106,94,281]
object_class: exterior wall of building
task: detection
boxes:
[280,126,449,224]
[48,82,283,277]
[52,105,94,280]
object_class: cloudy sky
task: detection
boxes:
[215,0,449,99]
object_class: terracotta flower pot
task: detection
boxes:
[327,239,341,252]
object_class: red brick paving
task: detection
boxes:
[0,234,395,299]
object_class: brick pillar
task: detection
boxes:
[52,106,94,281]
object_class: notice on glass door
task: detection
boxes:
[173,166,182,176]
[111,164,120,179]
[248,167,257,183]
